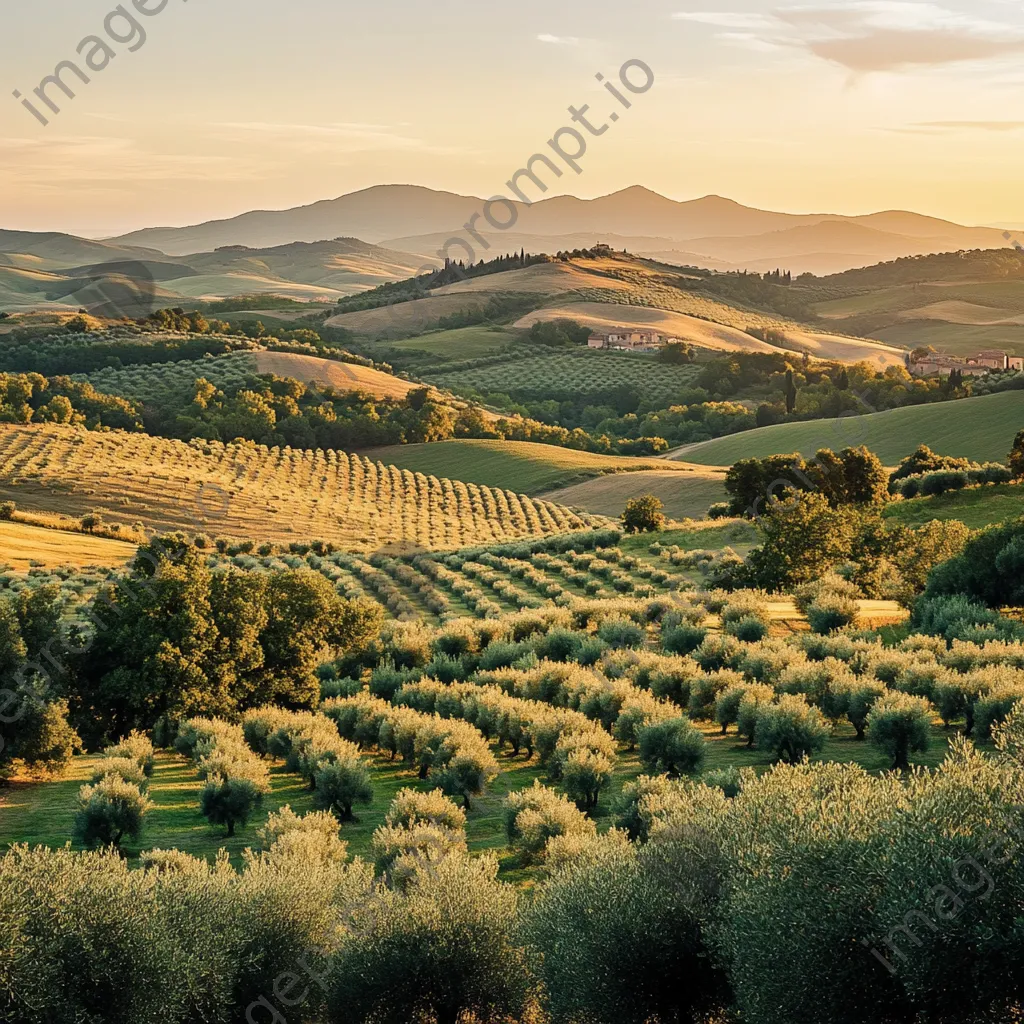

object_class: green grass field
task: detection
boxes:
[390,326,520,360]
[540,469,728,521]
[885,481,1024,528]
[361,439,703,495]
[676,390,1024,467]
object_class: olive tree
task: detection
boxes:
[312,758,374,821]
[73,775,152,849]
[755,694,830,763]
[637,717,706,777]
[328,853,535,1024]
[867,692,932,770]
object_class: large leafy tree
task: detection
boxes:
[924,517,1024,609]
[74,537,382,743]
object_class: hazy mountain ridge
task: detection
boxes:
[99,185,1012,275]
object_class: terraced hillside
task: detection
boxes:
[0,425,601,551]
[674,389,1024,466]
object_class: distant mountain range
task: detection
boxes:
[0,235,428,314]
[105,185,1012,276]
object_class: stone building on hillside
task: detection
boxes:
[587,329,670,352]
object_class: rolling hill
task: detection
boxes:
[0,425,601,552]
[673,390,1024,467]
[805,249,1024,356]
[105,185,1010,274]
[328,252,907,365]
[0,236,432,313]
[540,469,728,521]
[358,439,721,496]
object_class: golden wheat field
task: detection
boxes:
[0,520,137,571]
[0,425,603,552]
[250,351,425,400]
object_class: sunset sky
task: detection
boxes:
[5,0,1024,236]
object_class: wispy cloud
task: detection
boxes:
[885,120,1024,134]
[671,11,775,30]
[537,33,582,46]
[673,2,1024,72]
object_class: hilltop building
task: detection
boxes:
[908,349,1024,377]
[587,329,673,352]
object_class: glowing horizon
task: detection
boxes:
[5,0,1024,237]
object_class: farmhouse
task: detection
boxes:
[908,349,1024,377]
[587,329,668,352]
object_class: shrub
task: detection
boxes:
[728,615,769,642]
[504,780,595,861]
[371,820,467,885]
[637,717,706,777]
[974,684,1024,740]
[104,730,155,776]
[701,765,743,797]
[312,758,374,821]
[597,616,646,650]
[661,623,707,656]
[199,775,265,836]
[89,757,147,789]
[867,692,932,770]
[328,854,534,1024]
[621,494,666,534]
[385,787,466,832]
[0,501,14,521]
[258,805,348,863]
[807,595,860,634]
[755,695,830,763]
[613,774,688,841]
[73,775,151,849]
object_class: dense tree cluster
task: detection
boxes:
[724,445,889,517]
[0,372,142,431]
[68,535,383,745]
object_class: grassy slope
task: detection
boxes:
[360,439,704,495]
[390,326,520,359]
[884,482,1024,528]
[0,520,137,571]
[675,390,1024,467]
[250,351,420,400]
[540,469,728,521]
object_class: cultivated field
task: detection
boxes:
[675,389,1024,466]
[0,425,600,552]
[250,351,422,399]
[0,520,136,571]
[812,277,1024,356]
[389,326,520,359]
[360,440,707,495]
[425,348,701,403]
[83,350,424,404]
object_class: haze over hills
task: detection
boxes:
[105,185,1013,275]
[0,235,432,311]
